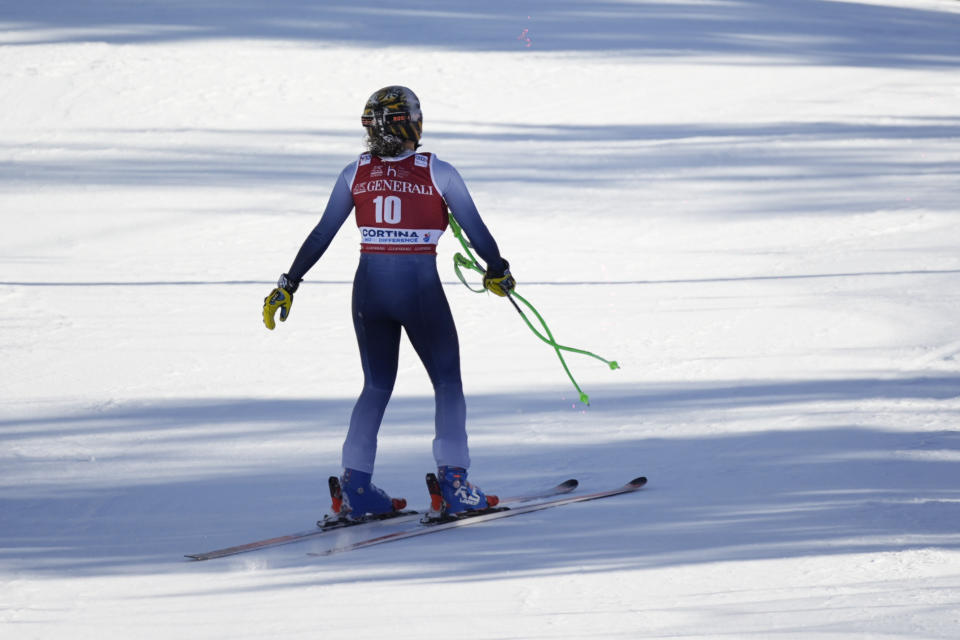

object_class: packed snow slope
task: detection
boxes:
[2,1,959,638]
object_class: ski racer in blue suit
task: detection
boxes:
[263,86,516,518]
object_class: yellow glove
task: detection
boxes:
[262,274,299,330]
[483,259,516,297]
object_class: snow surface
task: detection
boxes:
[2,1,960,638]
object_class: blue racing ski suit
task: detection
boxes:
[285,149,505,474]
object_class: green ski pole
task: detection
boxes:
[448,216,619,405]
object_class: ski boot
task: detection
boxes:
[425,466,500,521]
[324,469,407,525]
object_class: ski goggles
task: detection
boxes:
[362,110,412,129]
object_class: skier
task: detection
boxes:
[263,86,515,520]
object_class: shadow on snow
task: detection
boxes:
[2,118,959,220]
[3,0,960,68]
[2,375,958,588]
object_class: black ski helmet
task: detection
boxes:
[361,86,423,147]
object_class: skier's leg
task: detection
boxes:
[341,262,401,474]
[402,268,469,470]
[406,299,497,514]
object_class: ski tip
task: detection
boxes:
[628,476,648,488]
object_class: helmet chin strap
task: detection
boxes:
[366,131,407,157]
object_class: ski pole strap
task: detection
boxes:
[449,217,485,290]
[453,252,486,293]
[447,215,619,406]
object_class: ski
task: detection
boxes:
[185,478,578,561]
[308,476,647,557]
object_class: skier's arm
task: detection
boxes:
[262,163,356,330]
[285,162,357,282]
[431,158,507,274]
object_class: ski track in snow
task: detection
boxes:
[2,1,960,638]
